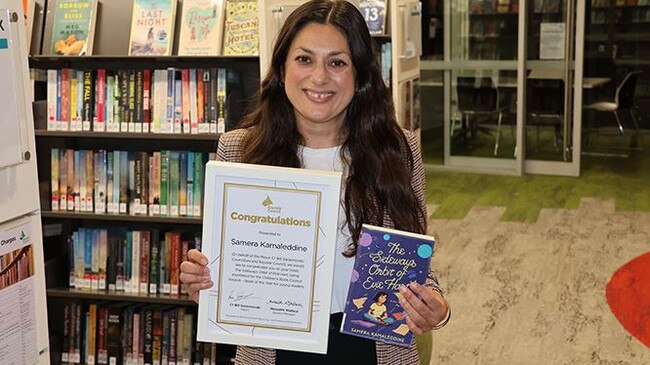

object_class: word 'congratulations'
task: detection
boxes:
[230,212,311,227]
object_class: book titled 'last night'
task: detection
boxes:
[340,224,435,346]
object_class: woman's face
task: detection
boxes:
[283,23,356,132]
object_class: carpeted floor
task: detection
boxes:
[426,198,650,364]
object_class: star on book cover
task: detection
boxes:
[340,224,434,346]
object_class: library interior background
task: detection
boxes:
[13,0,650,364]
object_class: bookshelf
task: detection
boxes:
[28,0,260,363]
[585,0,650,123]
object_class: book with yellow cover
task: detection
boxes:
[222,0,259,56]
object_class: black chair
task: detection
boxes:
[527,79,565,152]
[455,76,507,156]
[583,70,643,150]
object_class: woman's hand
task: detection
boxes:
[398,282,450,335]
[179,249,214,303]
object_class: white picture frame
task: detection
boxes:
[197,161,342,354]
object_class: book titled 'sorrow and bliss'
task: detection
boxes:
[341,224,435,346]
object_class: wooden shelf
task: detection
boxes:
[35,130,221,141]
[41,211,203,225]
[28,55,259,70]
[47,287,196,305]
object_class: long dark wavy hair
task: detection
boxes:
[238,0,425,256]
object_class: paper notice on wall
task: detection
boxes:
[540,22,565,60]
[0,221,38,365]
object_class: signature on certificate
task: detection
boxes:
[227,290,259,302]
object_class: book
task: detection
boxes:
[49,0,98,55]
[358,0,387,36]
[340,224,435,347]
[178,0,226,56]
[128,0,178,56]
[222,0,259,56]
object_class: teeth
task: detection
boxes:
[305,90,333,100]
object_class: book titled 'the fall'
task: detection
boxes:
[341,224,435,346]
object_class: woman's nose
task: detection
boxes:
[310,63,329,84]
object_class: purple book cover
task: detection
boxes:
[340,224,435,346]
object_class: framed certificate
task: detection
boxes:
[197,161,342,354]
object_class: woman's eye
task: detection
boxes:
[330,59,348,68]
[295,55,310,63]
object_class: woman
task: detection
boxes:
[180,1,450,364]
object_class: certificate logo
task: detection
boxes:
[262,195,281,214]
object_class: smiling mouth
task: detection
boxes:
[304,89,334,102]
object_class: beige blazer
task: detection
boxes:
[216,128,444,365]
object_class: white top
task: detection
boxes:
[299,145,353,313]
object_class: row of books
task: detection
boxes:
[593,0,650,6]
[61,302,217,365]
[50,149,208,217]
[469,0,519,14]
[67,228,199,295]
[49,0,259,57]
[46,68,236,134]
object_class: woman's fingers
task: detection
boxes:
[398,283,446,332]
[187,248,209,266]
[180,249,213,304]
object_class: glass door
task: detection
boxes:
[445,1,520,173]
[523,0,585,176]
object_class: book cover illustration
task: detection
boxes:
[49,0,98,55]
[358,0,387,36]
[341,224,434,346]
[128,0,177,56]
[222,0,259,56]
[178,0,226,56]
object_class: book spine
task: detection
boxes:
[83,69,94,131]
[180,240,189,295]
[144,309,153,365]
[181,68,190,133]
[202,70,211,133]
[169,309,177,365]
[96,68,106,131]
[70,71,78,127]
[170,232,181,295]
[179,151,187,216]
[143,69,152,133]
[132,230,141,293]
[140,231,151,294]
[196,68,205,133]
[61,68,70,128]
[193,153,204,217]
[135,69,144,132]
[106,151,114,213]
[61,302,70,362]
[87,303,97,365]
[86,149,94,211]
[47,69,57,130]
[149,232,159,294]
[128,70,136,132]
[216,68,226,133]
[186,152,194,217]
[119,151,128,214]
[169,151,180,217]
[160,150,169,216]
[140,151,149,215]
[128,152,136,215]
[98,229,108,290]
[208,68,216,134]
[166,68,175,133]
[174,78,182,133]
[189,69,198,134]
[51,148,60,211]
[106,74,115,132]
